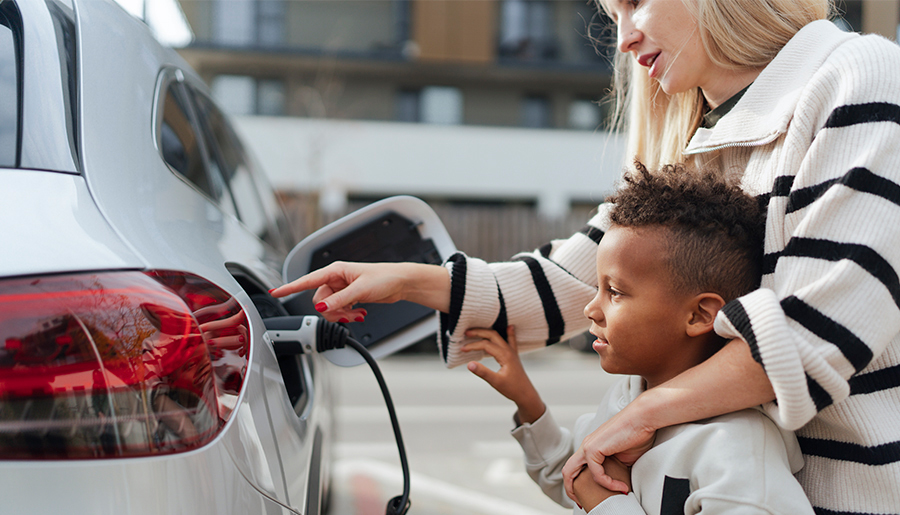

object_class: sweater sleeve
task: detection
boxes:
[438,204,612,367]
[714,33,900,430]
[510,408,579,509]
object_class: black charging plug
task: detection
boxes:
[263,315,411,515]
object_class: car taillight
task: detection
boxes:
[0,270,250,459]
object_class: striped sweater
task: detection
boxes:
[440,21,900,514]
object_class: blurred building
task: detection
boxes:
[170,0,897,256]
[178,0,613,129]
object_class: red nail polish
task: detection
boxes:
[355,317,365,323]
[339,318,350,324]
[360,309,368,316]
[268,288,276,294]
[315,302,327,312]
[238,335,245,343]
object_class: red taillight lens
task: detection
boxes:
[0,271,250,459]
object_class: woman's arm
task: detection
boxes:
[270,261,450,322]
[440,205,612,366]
[562,338,774,498]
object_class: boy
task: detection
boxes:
[462,163,814,514]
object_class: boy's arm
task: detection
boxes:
[572,456,632,511]
[463,326,545,423]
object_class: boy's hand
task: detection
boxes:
[463,326,545,424]
[571,456,632,512]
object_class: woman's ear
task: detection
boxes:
[685,293,726,337]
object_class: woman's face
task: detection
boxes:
[605,0,728,103]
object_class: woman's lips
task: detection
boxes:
[638,52,661,78]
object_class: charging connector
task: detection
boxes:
[264,316,411,515]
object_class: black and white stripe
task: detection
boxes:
[512,255,566,345]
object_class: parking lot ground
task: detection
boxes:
[326,343,619,514]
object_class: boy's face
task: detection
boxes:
[584,225,697,388]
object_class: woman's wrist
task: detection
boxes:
[402,263,451,312]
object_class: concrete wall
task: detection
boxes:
[233,116,627,219]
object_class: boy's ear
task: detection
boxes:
[685,293,726,337]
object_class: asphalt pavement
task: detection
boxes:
[326,342,620,514]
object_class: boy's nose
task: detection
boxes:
[584,294,604,324]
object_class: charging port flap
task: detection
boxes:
[281,196,456,366]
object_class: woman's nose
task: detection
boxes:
[616,19,642,54]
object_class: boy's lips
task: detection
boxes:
[592,338,609,353]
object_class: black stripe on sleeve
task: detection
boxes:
[786,167,900,214]
[538,243,553,259]
[440,253,468,363]
[777,238,900,310]
[762,252,778,276]
[813,508,886,515]
[492,288,509,342]
[805,373,834,412]
[781,295,873,373]
[771,175,796,197]
[720,300,765,368]
[850,364,900,396]
[824,102,900,129]
[798,435,900,466]
[579,225,604,245]
[514,255,565,345]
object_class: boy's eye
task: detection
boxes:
[607,288,622,298]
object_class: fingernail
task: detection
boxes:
[315,302,327,312]
[339,318,350,324]
[355,317,365,323]
[360,309,368,316]
[238,335,245,343]
[268,288,276,294]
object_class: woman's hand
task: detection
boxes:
[269,261,450,323]
[463,327,545,424]
[563,398,656,500]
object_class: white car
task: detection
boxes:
[0,1,454,513]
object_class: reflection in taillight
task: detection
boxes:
[0,271,250,459]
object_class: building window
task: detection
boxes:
[211,75,286,116]
[257,0,285,47]
[213,0,285,48]
[395,86,463,125]
[395,89,420,122]
[420,86,463,125]
[522,95,551,128]
[568,99,601,131]
[258,79,286,116]
[499,0,557,61]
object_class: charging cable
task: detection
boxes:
[264,316,411,515]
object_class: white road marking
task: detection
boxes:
[336,405,597,423]
[333,458,560,515]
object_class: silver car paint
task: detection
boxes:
[0,0,331,513]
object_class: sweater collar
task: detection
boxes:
[685,20,857,155]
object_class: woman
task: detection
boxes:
[272,1,900,512]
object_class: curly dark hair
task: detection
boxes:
[606,161,765,302]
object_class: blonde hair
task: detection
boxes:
[602,0,833,169]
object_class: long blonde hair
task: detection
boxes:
[602,0,833,169]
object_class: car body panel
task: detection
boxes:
[0,0,326,513]
[0,169,143,276]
